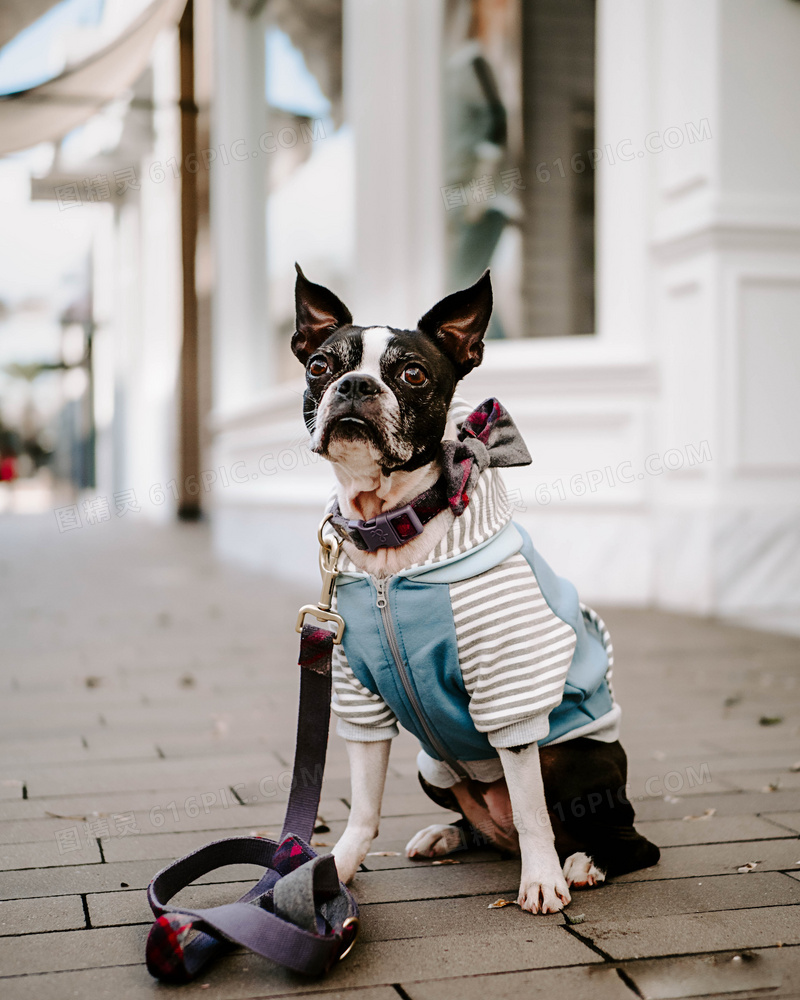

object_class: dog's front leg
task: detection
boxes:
[498,743,571,914]
[332,739,391,883]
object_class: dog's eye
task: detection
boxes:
[308,358,329,377]
[401,366,427,386]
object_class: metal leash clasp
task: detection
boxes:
[295,513,346,644]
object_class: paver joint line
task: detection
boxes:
[80,893,92,930]
[614,967,645,999]
[0,960,144,982]
[562,922,616,964]
[229,784,247,806]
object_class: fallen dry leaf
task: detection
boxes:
[311,840,331,847]
[564,912,586,925]
[431,858,460,865]
[487,898,518,909]
[761,781,781,792]
[737,861,760,873]
[790,761,800,773]
[366,851,401,857]
[249,829,276,838]
[683,808,716,821]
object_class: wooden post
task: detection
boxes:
[177,0,201,519]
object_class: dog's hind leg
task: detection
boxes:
[562,851,606,888]
[409,773,521,857]
[540,738,661,879]
[406,823,465,857]
[406,775,472,858]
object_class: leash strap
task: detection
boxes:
[145,622,359,982]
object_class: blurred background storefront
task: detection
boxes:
[1,0,799,633]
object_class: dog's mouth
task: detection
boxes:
[318,412,384,453]
[335,416,369,429]
[313,398,416,471]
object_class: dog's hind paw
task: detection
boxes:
[405,823,464,858]
[563,851,606,888]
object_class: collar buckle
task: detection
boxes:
[348,504,424,551]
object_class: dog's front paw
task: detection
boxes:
[331,846,365,884]
[406,823,464,858]
[332,831,373,884]
[517,865,571,914]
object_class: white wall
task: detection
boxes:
[647,0,800,629]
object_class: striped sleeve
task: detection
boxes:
[449,553,577,747]
[331,641,399,741]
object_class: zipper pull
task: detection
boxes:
[374,577,388,609]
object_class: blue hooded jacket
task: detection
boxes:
[333,519,615,773]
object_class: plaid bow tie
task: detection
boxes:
[442,398,532,516]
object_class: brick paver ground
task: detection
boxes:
[1,512,799,999]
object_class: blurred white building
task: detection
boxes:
[3,0,798,632]
[207,0,800,634]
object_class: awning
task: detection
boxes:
[0,1,63,51]
[0,0,187,157]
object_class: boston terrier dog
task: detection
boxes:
[292,264,660,914]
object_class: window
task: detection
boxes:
[442,0,596,339]
[521,0,596,337]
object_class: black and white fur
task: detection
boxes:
[292,265,659,913]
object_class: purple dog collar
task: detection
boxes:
[330,480,449,552]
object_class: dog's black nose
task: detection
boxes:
[336,375,381,401]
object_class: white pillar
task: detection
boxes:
[595,0,651,358]
[210,0,270,414]
[112,26,183,520]
[343,0,446,329]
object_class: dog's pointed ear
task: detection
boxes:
[292,264,353,363]
[417,271,492,378]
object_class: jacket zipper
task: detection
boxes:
[372,577,467,779]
